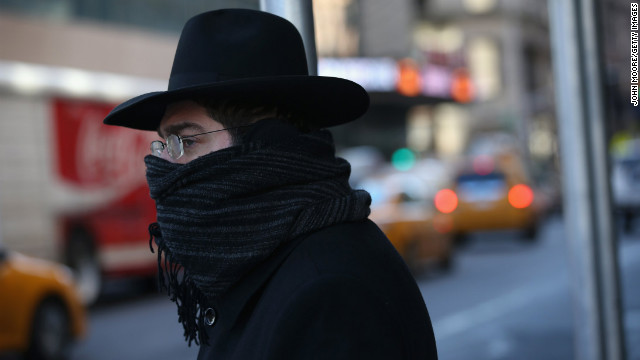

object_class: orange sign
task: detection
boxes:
[450,68,474,103]
[396,59,422,97]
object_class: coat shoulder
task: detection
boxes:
[283,219,416,289]
[257,219,438,359]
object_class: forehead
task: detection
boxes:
[158,100,211,135]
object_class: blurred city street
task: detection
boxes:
[69,216,640,360]
[0,0,637,359]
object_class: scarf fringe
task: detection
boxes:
[149,223,209,346]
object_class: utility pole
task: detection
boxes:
[548,0,626,359]
[260,0,318,75]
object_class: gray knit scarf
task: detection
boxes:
[145,119,371,346]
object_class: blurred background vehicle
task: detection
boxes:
[611,137,640,234]
[0,240,86,360]
[0,97,158,306]
[434,150,540,245]
[358,167,454,272]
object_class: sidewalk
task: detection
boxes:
[620,231,640,360]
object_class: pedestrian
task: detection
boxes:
[104,8,438,360]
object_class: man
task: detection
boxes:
[104,8,438,360]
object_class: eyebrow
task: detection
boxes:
[157,122,206,139]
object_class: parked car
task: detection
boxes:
[611,138,640,233]
[0,243,86,360]
[359,170,454,272]
[434,152,540,244]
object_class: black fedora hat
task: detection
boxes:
[103,8,369,131]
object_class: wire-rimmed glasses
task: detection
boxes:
[150,125,250,160]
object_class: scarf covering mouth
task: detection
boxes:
[145,119,371,346]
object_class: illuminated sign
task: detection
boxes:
[318,58,397,92]
[319,57,469,101]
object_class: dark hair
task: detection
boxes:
[192,97,316,144]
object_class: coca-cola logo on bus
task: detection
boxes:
[53,98,155,189]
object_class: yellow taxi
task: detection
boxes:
[0,245,86,360]
[434,151,539,244]
[359,169,454,272]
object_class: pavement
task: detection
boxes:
[419,215,640,360]
[620,228,640,360]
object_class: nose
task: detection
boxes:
[159,150,175,162]
[163,149,192,164]
[153,146,177,163]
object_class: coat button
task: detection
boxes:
[204,307,216,326]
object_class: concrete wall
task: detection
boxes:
[0,12,177,79]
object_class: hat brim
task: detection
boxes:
[103,75,369,131]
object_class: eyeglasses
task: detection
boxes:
[150,125,250,160]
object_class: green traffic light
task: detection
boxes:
[391,148,416,171]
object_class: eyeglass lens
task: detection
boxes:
[151,141,165,157]
[150,135,184,160]
[166,134,183,159]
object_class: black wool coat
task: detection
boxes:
[197,219,438,360]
